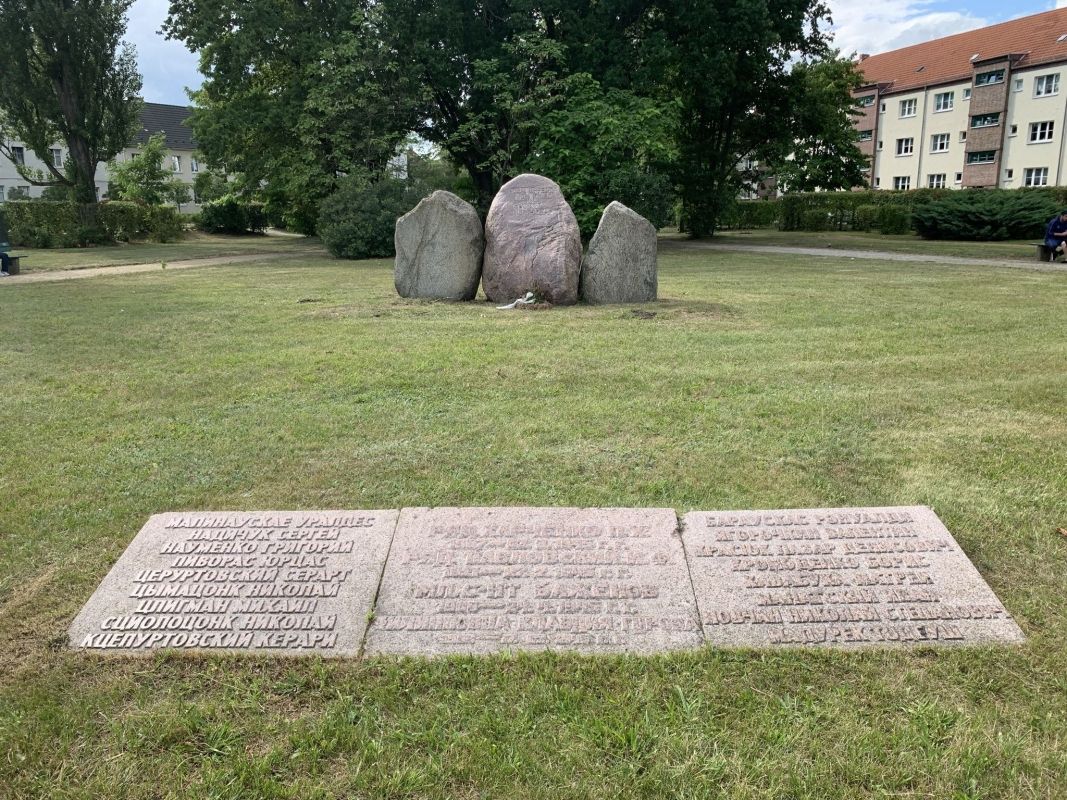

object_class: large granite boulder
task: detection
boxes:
[579,201,658,304]
[394,191,483,300]
[482,174,582,305]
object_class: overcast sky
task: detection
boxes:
[128,0,1067,106]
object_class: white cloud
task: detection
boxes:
[125,0,201,105]
[828,0,988,56]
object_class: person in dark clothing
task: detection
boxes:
[0,214,11,275]
[1044,210,1067,262]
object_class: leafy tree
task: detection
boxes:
[192,169,228,204]
[525,73,676,236]
[108,134,189,206]
[662,0,832,237]
[770,55,868,193]
[0,0,142,203]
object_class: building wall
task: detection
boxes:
[0,140,201,210]
[859,61,1067,190]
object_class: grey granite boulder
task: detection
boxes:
[395,191,483,300]
[482,174,582,305]
[579,201,657,304]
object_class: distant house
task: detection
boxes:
[853,7,1067,190]
[0,102,201,206]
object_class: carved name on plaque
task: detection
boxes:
[364,507,702,655]
[68,511,398,655]
[682,506,1025,648]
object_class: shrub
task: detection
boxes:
[912,190,1061,240]
[318,178,423,259]
[876,205,911,235]
[3,201,82,247]
[802,208,829,231]
[853,204,878,232]
[97,201,146,242]
[721,199,780,230]
[197,196,267,234]
[144,206,184,242]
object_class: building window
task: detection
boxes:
[927,173,947,188]
[893,176,911,190]
[930,133,950,153]
[971,113,1000,128]
[1029,121,1055,142]
[1014,78,1024,92]
[50,148,63,168]
[172,155,182,173]
[1035,73,1060,97]
[896,137,914,156]
[877,140,884,151]
[955,172,963,184]
[899,98,917,118]
[1005,169,1014,180]
[974,69,1005,86]
[0,186,4,202]
[11,146,24,166]
[857,130,873,142]
[190,157,199,173]
[967,150,996,164]
[875,177,881,187]
[959,131,967,142]
[1024,167,1049,186]
[880,101,886,112]
[856,94,875,107]
[963,87,972,100]
[1010,124,1018,137]
[933,91,954,112]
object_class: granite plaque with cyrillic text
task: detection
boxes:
[69,511,397,655]
[682,506,1024,648]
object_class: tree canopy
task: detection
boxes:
[165,0,851,235]
[0,0,142,203]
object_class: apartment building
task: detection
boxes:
[0,102,200,206]
[854,8,1067,190]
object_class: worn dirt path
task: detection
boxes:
[678,240,1067,273]
[1,252,296,286]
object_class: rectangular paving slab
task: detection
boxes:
[69,511,397,656]
[364,507,702,655]
[682,506,1025,648]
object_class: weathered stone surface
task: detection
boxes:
[682,506,1025,649]
[580,202,658,304]
[364,507,702,655]
[69,511,397,656]
[394,191,483,300]
[482,174,582,305]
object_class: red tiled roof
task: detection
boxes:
[858,8,1067,95]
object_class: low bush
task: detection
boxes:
[912,190,1061,240]
[802,208,829,231]
[143,206,184,242]
[197,196,267,235]
[720,199,780,230]
[2,200,185,247]
[4,201,82,247]
[97,202,146,242]
[318,178,423,259]
[876,205,911,235]
[853,204,878,232]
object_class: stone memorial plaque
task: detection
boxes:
[69,511,398,655]
[364,507,702,655]
[682,506,1024,648]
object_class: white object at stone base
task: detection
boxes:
[496,291,536,310]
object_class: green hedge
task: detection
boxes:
[197,196,267,235]
[2,200,183,247]
[318,179,424,260]
[912,191,1061,240]
[720,199,781,230]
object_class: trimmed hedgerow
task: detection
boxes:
[2,200,184,247]
[197,196,268,235]
[911,190,1061,241]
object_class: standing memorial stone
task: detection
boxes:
[579,202,658,304]
[482,174,582,305]
[682,506,1025,648]
[395,190,484,300]
[69,511,398,655]
[364,507,702,655]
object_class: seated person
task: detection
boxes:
[1044,210,1067,261]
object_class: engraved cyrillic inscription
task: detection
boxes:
[365,507,702,655]
[682,506,1024,648]
[69,510,397,655]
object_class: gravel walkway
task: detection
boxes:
[683,241,1067,273]
[1,252,294,286]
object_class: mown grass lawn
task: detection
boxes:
[9,231,321,273]
[711,229,1042,261]
[1,241,1065,799]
